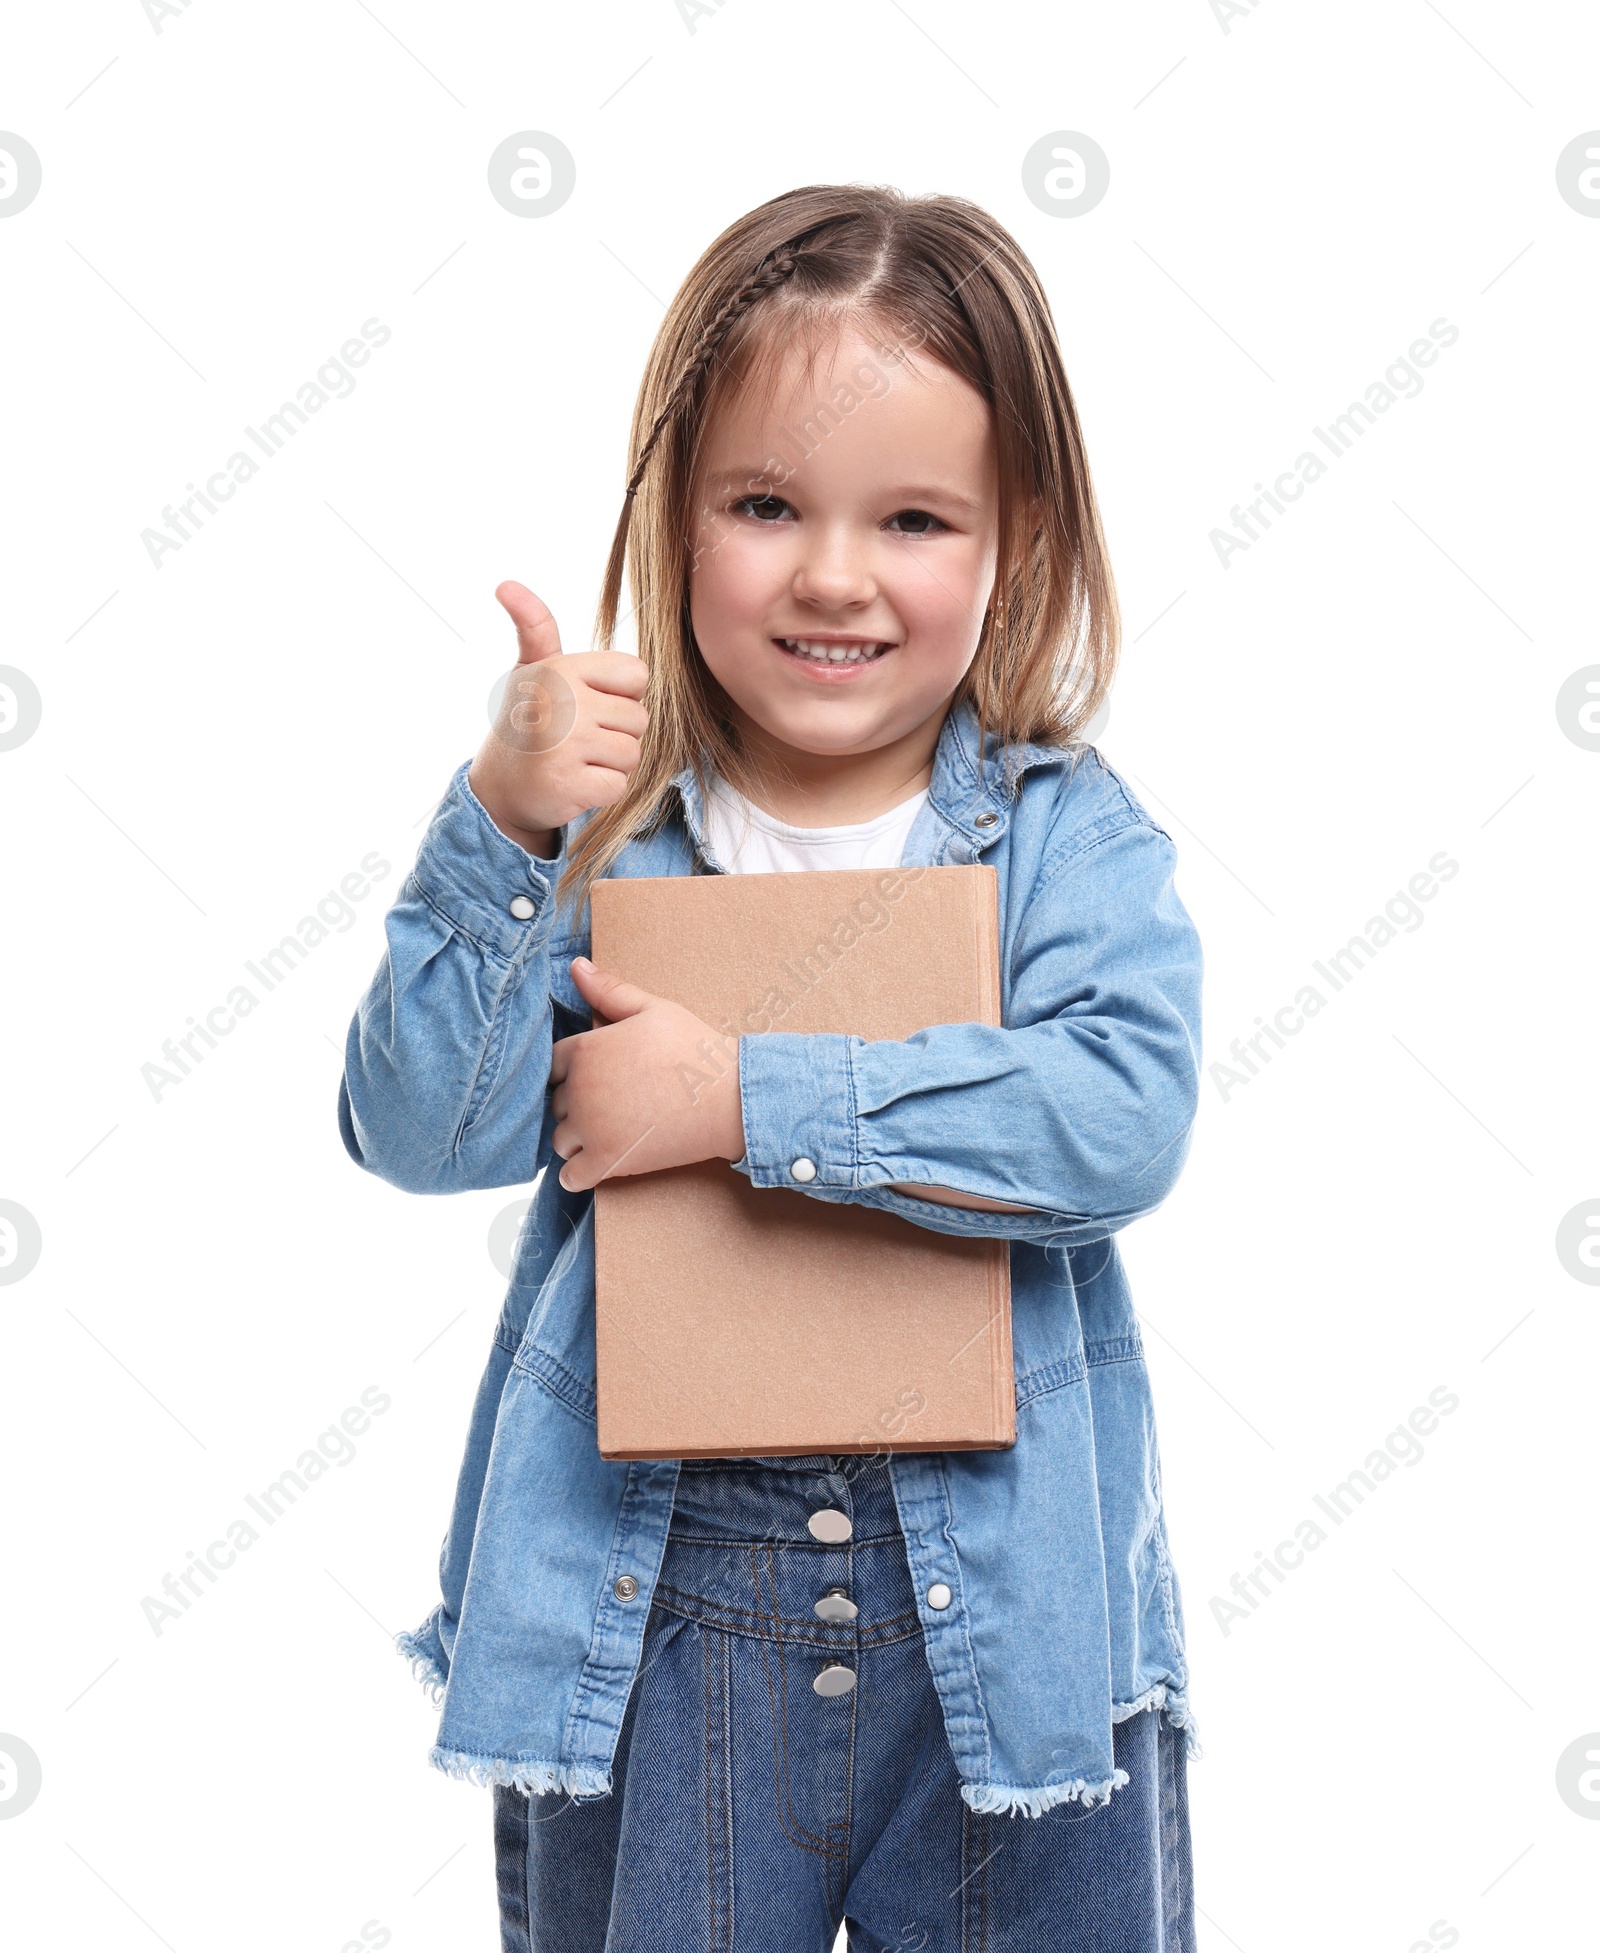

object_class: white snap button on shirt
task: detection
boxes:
[927,1582,952,1610]
[508,894,536,920]
[790,1157,817,1182]
[807,1508,853,1543]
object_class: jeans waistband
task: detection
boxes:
[669,1451,904,1545]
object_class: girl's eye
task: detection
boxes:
[732,494,792,523]
[884,509,948,536]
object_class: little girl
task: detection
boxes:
[341,184,1204,1952]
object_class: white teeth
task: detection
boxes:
[781,638,888,663]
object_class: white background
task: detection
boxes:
[2,2,1597,1948]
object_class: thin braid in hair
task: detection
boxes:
[624,249,802,496]
[599,247,806,603]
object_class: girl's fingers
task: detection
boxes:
[548,1036,574,1085]
[556,1142,595,1192]
[579,652,650,700]
[577,728,642,776]
[589,696,649,739]
[495,580,563,664]
[574,763,631,808]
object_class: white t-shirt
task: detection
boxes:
[700,774,928,874]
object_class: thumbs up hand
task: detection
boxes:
[547,959,747,1192]
[468,581,650,857]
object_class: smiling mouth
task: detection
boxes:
[775,637,894,665]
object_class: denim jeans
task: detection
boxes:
[492,1454,1195,1951]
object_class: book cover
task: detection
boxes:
[588,864,1015,1460]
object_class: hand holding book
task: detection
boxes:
[551,956,1032,1211]
[549,958,746,1192]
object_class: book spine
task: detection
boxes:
[979,868,1002,1025]
[991,1244,1015,1444]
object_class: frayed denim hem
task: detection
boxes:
[392,1623,614,1797]
[1114,1683,1202,1759]
[425,1745,613,1798]
[959,1690,1201,1817]
[394,1625,447,1705]
[959,1769,1132,1820]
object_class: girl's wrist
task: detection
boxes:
[717,1080,747,1163]
[469,755,559,859]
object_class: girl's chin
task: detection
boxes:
[734,700,922,758]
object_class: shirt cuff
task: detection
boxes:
[734,1032,860,1189]
[410,759,569,963]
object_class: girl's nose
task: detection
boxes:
[790,524,876,611]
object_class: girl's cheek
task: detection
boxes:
[701,536,790,627]
[884,550,991,648]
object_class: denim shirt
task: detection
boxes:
[338,698,1204,1819]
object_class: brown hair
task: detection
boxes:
[557,182,1119,924]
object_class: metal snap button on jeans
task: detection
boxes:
[974,811,999,829]
[814,1587,858,1623]
[807,1508,852,1543]
[813,1662,856,1697]
[612,1575,638,1601]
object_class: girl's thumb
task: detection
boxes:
[571,958,652,1018]
[495,580,563,664]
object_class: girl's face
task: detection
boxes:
[688,324,999,763]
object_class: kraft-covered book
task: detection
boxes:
[587,863,1016,1461]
